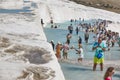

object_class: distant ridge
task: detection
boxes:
[70,0,120,14]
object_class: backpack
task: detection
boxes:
[96,49,103,59]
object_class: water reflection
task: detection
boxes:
[0,7,32,13]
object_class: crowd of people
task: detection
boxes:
[48,19,120,75]
[48,18,120,79]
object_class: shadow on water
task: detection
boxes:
[66,66,93,71]
[24,1,31,3]
[0,7,32,13]
[87,42,94,45]
[117,49,120,51]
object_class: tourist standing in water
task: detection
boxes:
[117,37,120,47]
[66,33,72,45]
[62,42,69,59]
[75,45,84,62]
[68,24,73,34]
[75,26,79,35]
[78,36,82,48]
[55,41,62,59]
[84,29,89,44]
[92,37,106,71]
[104,67,115,80]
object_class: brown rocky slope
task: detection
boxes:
[70,0,120,13]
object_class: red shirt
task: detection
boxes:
[105,77,112,80]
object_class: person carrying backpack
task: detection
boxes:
[92,37,106,71]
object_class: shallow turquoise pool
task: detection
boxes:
[44,21,120,60]
[44,20,120,80]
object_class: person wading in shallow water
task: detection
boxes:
[92,37,106,71]
[76,26,79,35]
[55,41,62,59]
[104,67,115,80]
[68,24,73,34]
[62,42,69,59]
[74,45,84,62]
[78,36,82,48]
[66,33,72,45]
[84,29,89,44]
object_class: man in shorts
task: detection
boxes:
[92,37,106,71]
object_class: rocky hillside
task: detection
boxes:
[70,0,120,13]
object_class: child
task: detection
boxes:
[104,67,115,80]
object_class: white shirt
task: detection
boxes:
[78,48,84,58]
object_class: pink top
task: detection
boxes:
[105,77,112,80]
